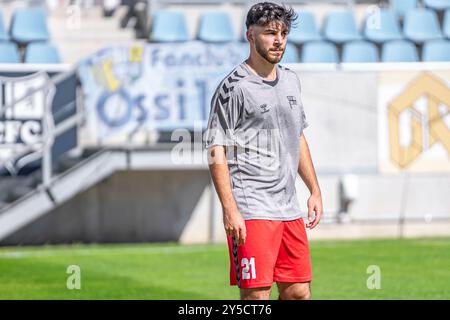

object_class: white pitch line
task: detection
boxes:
[0,245,226,259]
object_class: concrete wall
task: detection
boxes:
[295,174,450,222]
[2,170,211,245]
[298,71,379,173]
[3,169,450,245]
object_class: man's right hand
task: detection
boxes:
[223,208,246,246]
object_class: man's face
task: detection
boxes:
[248,21,288,64]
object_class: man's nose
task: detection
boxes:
[274,33,283,44]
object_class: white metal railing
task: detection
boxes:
[0,64,82,188]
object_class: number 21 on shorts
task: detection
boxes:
[241,257,256,280]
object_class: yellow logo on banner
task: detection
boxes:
[129,46,143,63]
[91,58,120,92]
[388,73,450,168]
[90,46,144,92]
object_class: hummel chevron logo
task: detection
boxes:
[218,94,229,105]
[228,71,245,83]
[222,82,233,94]
[218,71,245,105]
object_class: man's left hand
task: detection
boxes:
[306,193,323,229]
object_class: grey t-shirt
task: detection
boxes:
[204,62,309,221]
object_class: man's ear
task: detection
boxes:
[246,27,253,42]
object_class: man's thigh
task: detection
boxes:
[273,218,312,283]
[227,220,284,289]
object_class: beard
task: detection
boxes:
[254,40,284,64]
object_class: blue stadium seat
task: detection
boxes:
[323,10,362,44]
[198,12,236,42]
[422,40,450,61]
[0,13,8,41]
[25,42,61,63]
[391,0,418,18]
[150,10,190,42]
[381,40,419,62]
[280,43,300,63]
[0,42,20,63]
[10,8,50,44]
[301,41,338,63]
[404,9,443,43]
[424,0,450,11]
[364,9,403,43]
[288,11,321,44]
[342,41,379,63]
[444,9,450,38]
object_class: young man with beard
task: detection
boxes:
[204,2,323,300]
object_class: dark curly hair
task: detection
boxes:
[245,2,298,32]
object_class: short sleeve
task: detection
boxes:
[300,102,309,131]
[204,85,242,149]
[295,73,309,131]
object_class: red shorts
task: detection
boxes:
[227,218,312,289]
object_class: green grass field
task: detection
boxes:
[0,238,449,299]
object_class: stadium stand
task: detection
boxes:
[0,4,63,63]
[364,9,403,43]
[422,39,450,61]
[323,10,362,44]
[0,12,8,41]
[390,0,418,18]
[342,40,379,62]
[197,11,236,42]
[381,39,419,62]
[150,9,190,42]
[288,11,322,44]
[0,41,20,63]
[1,0,448,64]
[47,4,135,63]
[10,7,50,44]
[444,8,450,38]
[403,8,443,43]
[301,40,339,63]
[24,42,61,63]
[424,0,450,11]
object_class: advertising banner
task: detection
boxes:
[378,71,450,172]
[78,42,249,145]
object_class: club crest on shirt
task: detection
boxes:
[287,96,297,108]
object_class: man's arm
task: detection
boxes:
[298,133,323,229]
[208,146,246,245]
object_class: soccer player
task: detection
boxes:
[204,2,323,300]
